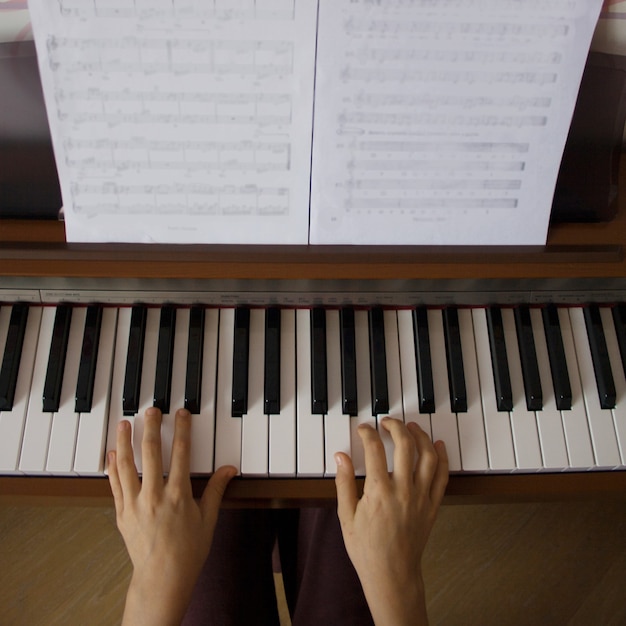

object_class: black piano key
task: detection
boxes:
[442,307,467,413]
[153,306,176,413]
[583,305,616,409]
[412,306,435,414]
[184,306,205,414]
[264,307,281,415]
[122,305,147,416]
[513,306,543,411]
[0,303,29,411]
[232,307,250,418]
[42,305,72,413]
[541,305,572,411]
[611,303,626,379]
[486,307,513,412]
[340,307,358,415]
[74,305,103,413]
[368,307,389,416]
[310,307,328,415]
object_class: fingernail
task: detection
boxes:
[117,420,129,432]
[178,408,191,418]
[146,406,159,417]
[220,466,238,480]
[334,453,343,467]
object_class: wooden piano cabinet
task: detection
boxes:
[3,156,626,503]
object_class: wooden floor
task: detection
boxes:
[1,499,626,625]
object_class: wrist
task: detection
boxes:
[362,572,428,626]
[122,572,192,626]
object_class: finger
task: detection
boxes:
[141,407,164,497]
[115,419,140,500]
[407,421,440,489]
[167,408,193,496]
[358,423,391,484]
[200,465,237,529]
[107,450,125,516]
[381,417,417,487]
[429,440,449,509]
[334,452,358,527]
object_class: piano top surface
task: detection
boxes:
[1,208,625,283]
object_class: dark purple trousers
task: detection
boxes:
[182,508,375,626]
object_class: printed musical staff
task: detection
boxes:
[48,37,294,78]
[70,182,290,217]
[62,138,291,173]
[57,0,297,21]
[55,90,293,127]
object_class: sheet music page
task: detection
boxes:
[310,0,603,245]
[28,0,317,244]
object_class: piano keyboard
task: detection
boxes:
[1,302,626,478]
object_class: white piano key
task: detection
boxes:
[160,308,189,473]
[105,307,132,470]
[457,309,488,471]
[20,307,57,473]
[131,307,160,474]
[501,308,542,471]
[557,308,595,470]
[600,306,626,466]
[241,309,269,477]
[397,309,432,438]
[429,309,462,472]
[530,308,569,470]
[46,307,86,474]
[190,308,218,475]
[472,309,516,471]
[379,309,405,471]
[350,310,376,476]
[74,307,117,475]
[214,309,242,472]
[324,310,351,477]
[569,307,621,468]
[269,309,296,477]
[296,309,325,477]
[0,306,42,473]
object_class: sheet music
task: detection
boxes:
[28,0,602,245]
[310,0,603,245]
[28,0,317,244]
